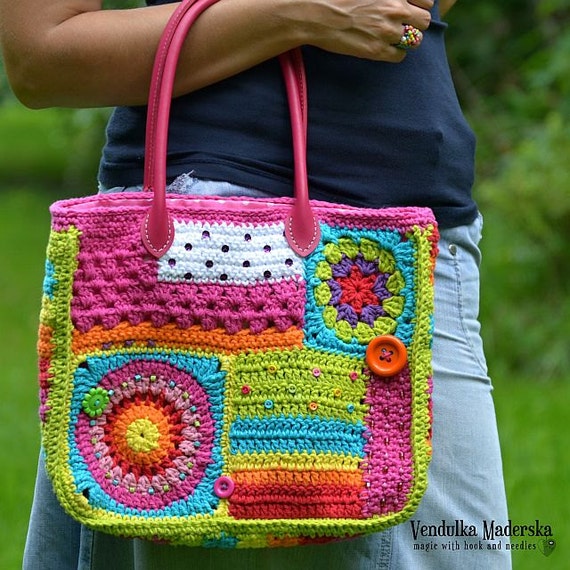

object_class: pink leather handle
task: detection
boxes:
[141,0,321,257]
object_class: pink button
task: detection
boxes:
[213,476,235,499]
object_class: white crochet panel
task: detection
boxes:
[157,220,303,284]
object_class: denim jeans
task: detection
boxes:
[24,176,511,569]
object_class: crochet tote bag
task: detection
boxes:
[37,0,438,548]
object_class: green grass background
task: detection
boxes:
[0,107,568,569]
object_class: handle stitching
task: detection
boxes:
[142,211,173,257]
[286,215,319,255]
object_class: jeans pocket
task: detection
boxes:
[434,220,490,382]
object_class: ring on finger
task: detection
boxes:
[395,24,423,50]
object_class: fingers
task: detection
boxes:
[302,0,434,63]
[404,0,433,32]
[407,0,434,15]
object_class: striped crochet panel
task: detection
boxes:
[38,200,436,548]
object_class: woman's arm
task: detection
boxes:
[0,0,433,109]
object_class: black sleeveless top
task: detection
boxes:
[98,0,477,229]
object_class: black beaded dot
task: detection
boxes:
[205,260,214,268]
[168,258,177,267]
[221,245,230,253]
[264,245,272,253]
[184,272,193,280]
[202,230,210,239]
[243,260,251,268]
[220,274,228,281]
[184,243,193,251]
[244,233,252,242]
[285,258,294,266]
[264,270,272,279]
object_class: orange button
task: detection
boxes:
[365,335,407,377]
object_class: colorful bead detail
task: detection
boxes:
[73,353,225,514]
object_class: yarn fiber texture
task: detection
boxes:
[38,193,438,548]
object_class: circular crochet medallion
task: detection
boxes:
[74,356,217,511]
[312,235,406,345]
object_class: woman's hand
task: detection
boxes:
[0,0,433,109]
[293,0,433,62]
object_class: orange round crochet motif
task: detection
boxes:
[109,402,173,467]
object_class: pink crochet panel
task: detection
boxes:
[360,366,414,516]
[67,212,305,335]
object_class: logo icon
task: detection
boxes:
[538,538,556,557]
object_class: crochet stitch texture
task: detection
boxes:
[38,194,437,547]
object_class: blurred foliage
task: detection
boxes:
[446,0,570,174]
[1,0,569,379]
[478,113,570,380]
[445,1,570,380]
[0,105,109,191]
